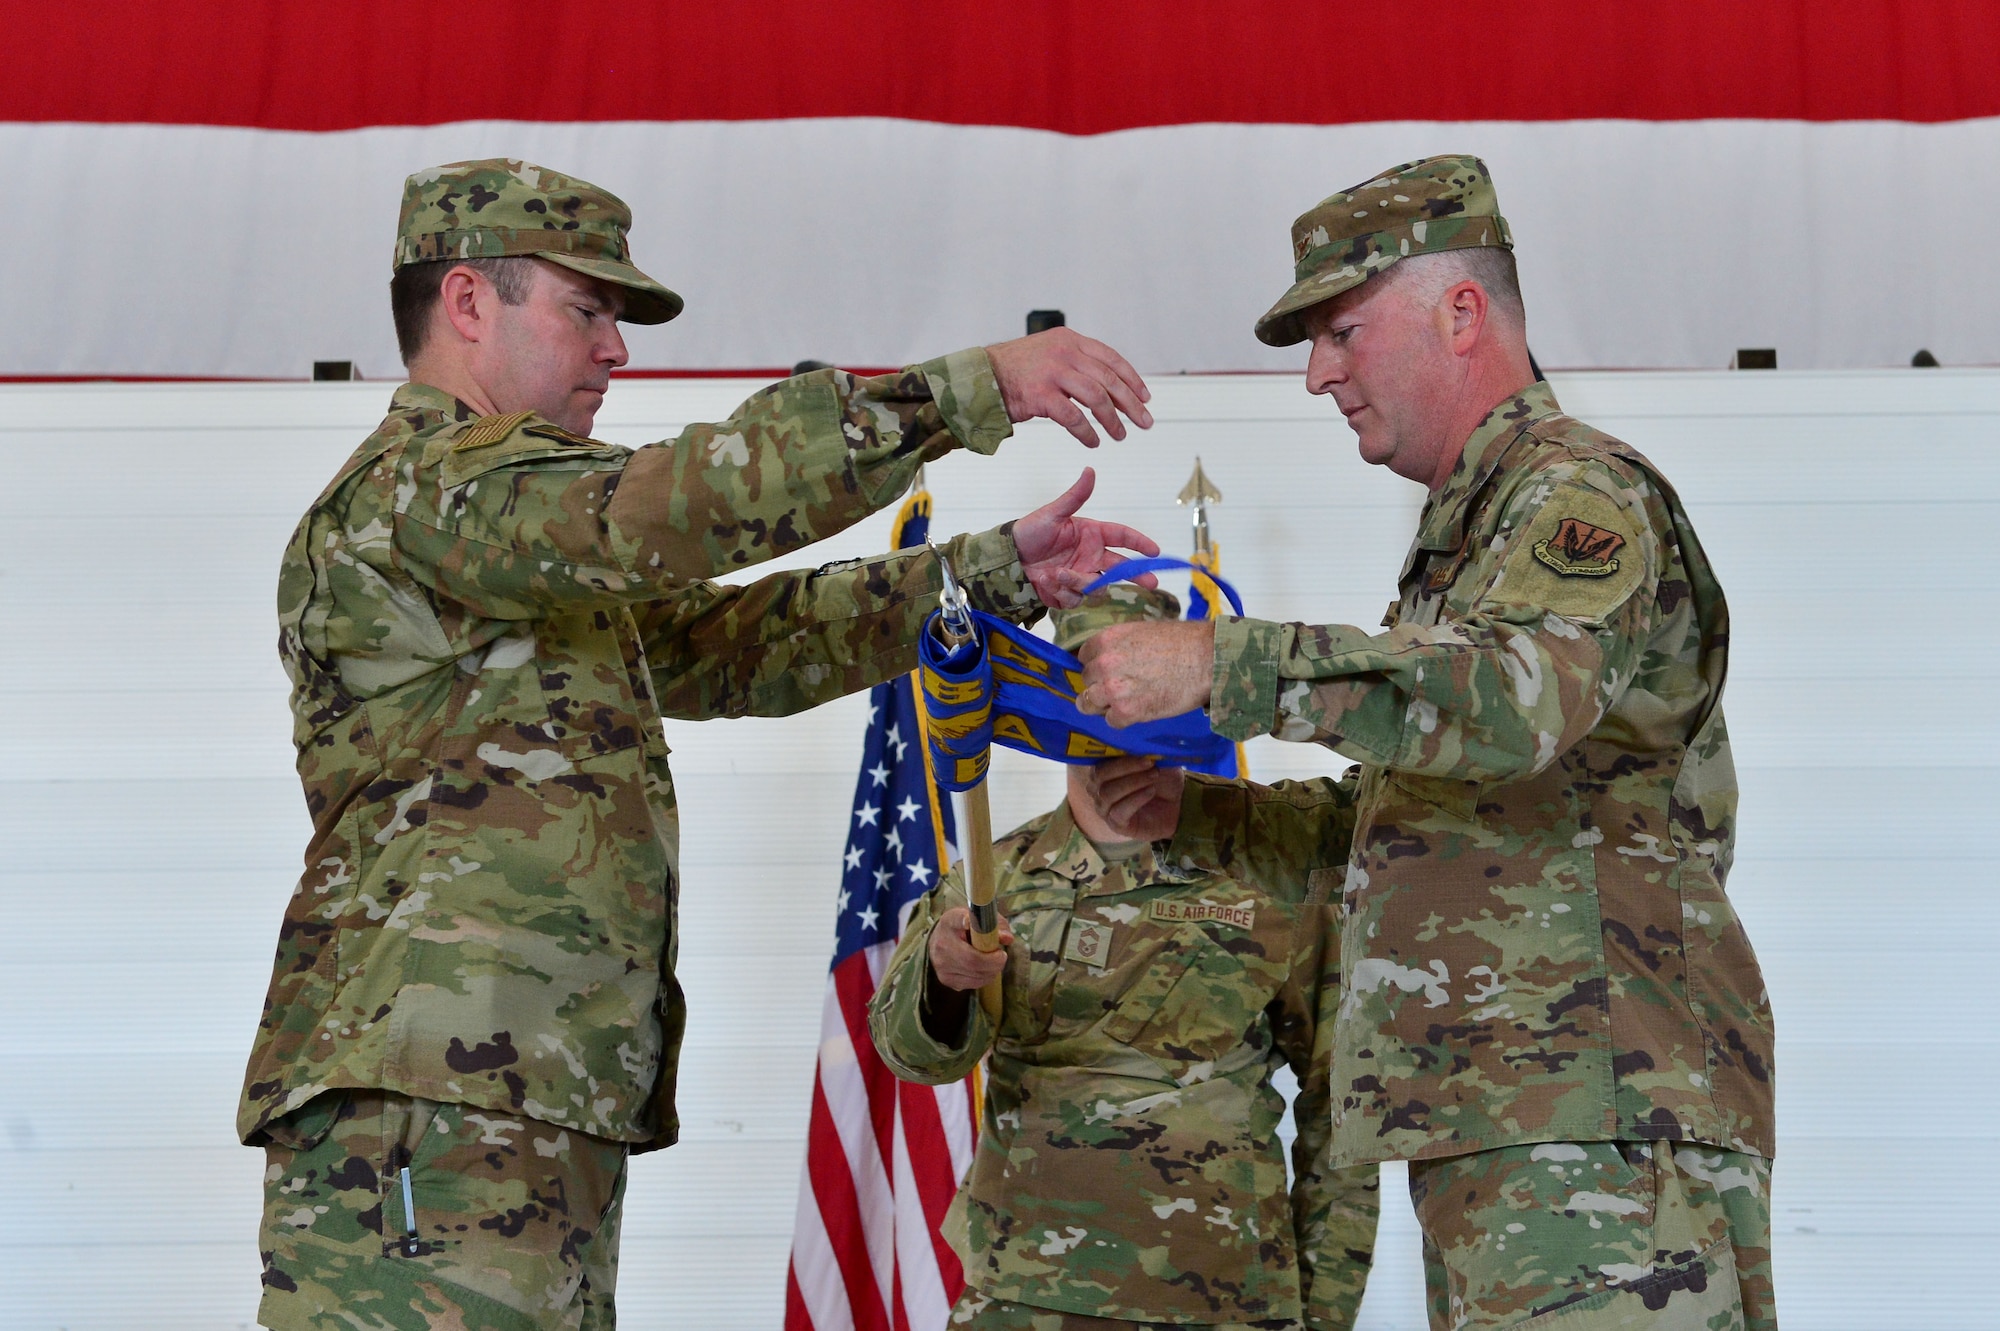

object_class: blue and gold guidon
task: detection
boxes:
[918,559,1241,793]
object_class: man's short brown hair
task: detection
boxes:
[389,256,538,365]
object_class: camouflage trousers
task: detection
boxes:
[950,1290,1301,1330]
[257,1090,628,1331]
[1408,1140,1773,1329]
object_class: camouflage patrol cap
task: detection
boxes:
[1051,584,1181,656]
[1254,154,1512,347]
[395,159,683,325]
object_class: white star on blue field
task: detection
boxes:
[832,674,956,966]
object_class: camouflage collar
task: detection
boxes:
[317,383,483,505]
[1029,802,1176,897]
[1413,380,1563,554]
[390,380,483,426]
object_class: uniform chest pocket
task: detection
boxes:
[1099,924,1286,1066]
[448,614,658,778]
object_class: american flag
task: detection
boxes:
[786,490,980,1331]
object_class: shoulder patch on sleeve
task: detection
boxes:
[1493,482,1647,623]
[450,410,535,452]
[1534,517,1626,577]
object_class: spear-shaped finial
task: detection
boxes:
[927,540,974,644]
[1177,457,1223,557]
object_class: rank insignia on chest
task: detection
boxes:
[1424,553,1465,593]
[1149,899,1255,929]
[1532,517,1625,577]
[1063,921,1114,968]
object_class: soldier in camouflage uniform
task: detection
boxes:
[242,159,1163,1331]
[1076,157,1777,1329]
[870,587,1380,1331]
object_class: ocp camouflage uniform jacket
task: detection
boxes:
[1207,381,1775,1168]
[240,351,1039,1152]
[869,794,1380,1329]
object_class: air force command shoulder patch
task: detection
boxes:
[1532,517,1625,577]
[1493,480,1647,625]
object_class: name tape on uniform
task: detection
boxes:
[1148,900,1255,929]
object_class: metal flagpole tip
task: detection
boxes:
[1179,457,1223,557]
[927,540,975,642]
[1177,457,1223,509]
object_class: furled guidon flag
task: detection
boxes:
[786,484,977,1331]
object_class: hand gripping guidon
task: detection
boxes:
[917,554,1242,1024]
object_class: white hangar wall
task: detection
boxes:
[0,368,1994,1329]
[5,114,2000,378]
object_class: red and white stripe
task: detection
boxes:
[787,942,978,1331]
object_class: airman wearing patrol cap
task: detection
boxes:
[242,157,1164,1330]
[1252,154,1512,348]
[1076,155,1778,1329]
[873,585,1380,1331]
[394,159,685,323]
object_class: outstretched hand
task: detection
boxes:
[1077,619,1216,726]
[986,328,1153,447]
[1012,469,1160,609]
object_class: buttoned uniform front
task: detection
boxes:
[240,351,1038,1158]
[870,789,1380,1330]
[1206,382,1774,1170]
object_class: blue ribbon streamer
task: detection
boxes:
[918,558,1241,791]
[1080,556,1244,616]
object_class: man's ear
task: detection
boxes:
[436,265,491,346]
[1446,280,1489,353]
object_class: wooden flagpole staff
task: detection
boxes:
[929,550,1005,1027]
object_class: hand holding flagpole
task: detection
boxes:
[929,547,1006,1027]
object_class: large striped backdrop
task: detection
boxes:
[5,1,1997,379]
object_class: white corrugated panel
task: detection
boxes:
[7,117,2000,377]
[1,368,1993,1329]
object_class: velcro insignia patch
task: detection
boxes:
[1149,899,1255,929]
[1533,518,1625,577]
[1063,921,1114,968]
[450,410,534,452]
[1494,480,1646,623]
[1425,549,1467,592]
[522,422,603,447]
